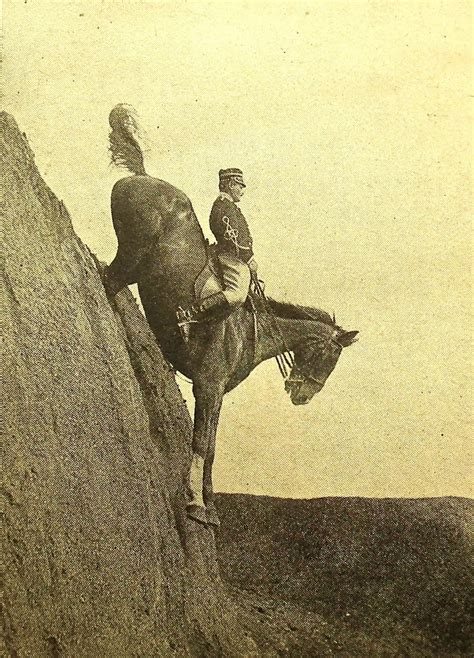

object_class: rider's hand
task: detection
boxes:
[248,258,258,274]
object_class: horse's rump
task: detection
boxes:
[108,174,207,295]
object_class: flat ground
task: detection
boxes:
[216,494,473,656]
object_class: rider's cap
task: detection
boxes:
[219,168,246,187]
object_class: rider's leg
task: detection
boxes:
[218,252,251,304]
[176,253,250,339]
[178,291,230,324]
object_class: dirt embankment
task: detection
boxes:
[2,112,256,657]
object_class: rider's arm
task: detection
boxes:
[210,202,254,263]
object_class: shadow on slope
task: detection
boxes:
[216,494,473,656]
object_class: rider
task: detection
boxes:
[177,168,258,339]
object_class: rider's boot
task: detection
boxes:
[186,454,207,524]
[176,292,230,342]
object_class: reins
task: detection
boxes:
[251,275,295,380]
[252,278,343,384]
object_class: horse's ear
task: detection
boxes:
[339,330,359,347]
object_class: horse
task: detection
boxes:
[103,105,358,526]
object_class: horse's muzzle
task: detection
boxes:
[291,393,311,405]
[286,378,323,405]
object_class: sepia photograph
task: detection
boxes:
[3,1,472,655]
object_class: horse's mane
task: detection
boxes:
[252,295,335,327]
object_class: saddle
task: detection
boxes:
[193,243,223,301]
[193,241,257,315]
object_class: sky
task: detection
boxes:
[3,0,472,498]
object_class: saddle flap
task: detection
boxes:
[194,244,223,300]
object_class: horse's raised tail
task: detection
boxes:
[108,103,147,175]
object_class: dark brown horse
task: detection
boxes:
[104,105,358,526]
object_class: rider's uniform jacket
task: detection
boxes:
[209,192,254,263]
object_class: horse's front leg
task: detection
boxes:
[203,444,219,527]
[187,383,224,525]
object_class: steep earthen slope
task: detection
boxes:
[2,112,256,657]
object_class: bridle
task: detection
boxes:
[251,275,344,386]
[285,335,343,387]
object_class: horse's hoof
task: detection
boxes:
[186,503,208,525]
[206,506,221,527]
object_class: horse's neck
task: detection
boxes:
[256,316,323,364]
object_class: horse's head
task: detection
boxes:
[285,328,358,405]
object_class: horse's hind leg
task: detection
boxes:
[103,255,134,297]
[104,235,152,296]
[104,195,162,296]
